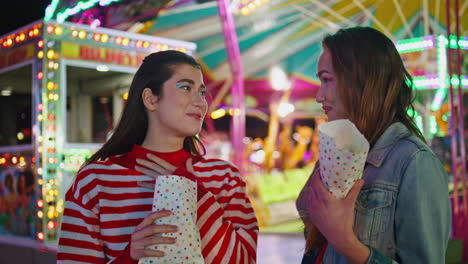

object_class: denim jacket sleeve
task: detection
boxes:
[366,149,451,264]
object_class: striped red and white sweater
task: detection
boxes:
[57,145,258,264]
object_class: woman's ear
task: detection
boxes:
[142,88,158,111]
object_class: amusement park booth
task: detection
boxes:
[0,20,195,254]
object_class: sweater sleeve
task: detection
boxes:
[57,168,108,264]
[57,166,137,264]
[195,161,259,264]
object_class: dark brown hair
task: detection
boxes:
[85,50,206,165]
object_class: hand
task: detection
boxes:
[308,169,365,256]
[136,157,196,189]
[135,154,179,177]
[130,210,178,260]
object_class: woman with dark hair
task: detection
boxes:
[57,50,258,263]
[296,27,451,263]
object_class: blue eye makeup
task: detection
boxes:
[176,84,190,90]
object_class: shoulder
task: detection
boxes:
[389,134,435,162]
[68,158,132,195]
[75,159,126,181]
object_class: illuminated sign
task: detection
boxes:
[62,42,147,67]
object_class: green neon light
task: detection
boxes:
[395,36,435,53]
[45,0,60,21]
[449,35,468,49]
[50,0,122,23]
[429,115,437,135]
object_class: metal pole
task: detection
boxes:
[454,0,468,259]
[217,0,246,173]
[446,0,460,238]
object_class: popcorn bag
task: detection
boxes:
[318,119,369,198]
[139,175,204,264]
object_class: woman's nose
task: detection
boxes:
[316,86,325,103]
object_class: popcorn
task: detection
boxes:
[139,175,204,264]
[318,119,369,198]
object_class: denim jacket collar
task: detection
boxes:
[366,122,411,168]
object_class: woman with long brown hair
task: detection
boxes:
[57,50,258,263]
[296,27,451,263]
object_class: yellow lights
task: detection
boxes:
[19,156,26,167]
[229,108,241,116]
[11,156,18,164]
[54,26,63,36]
[38,178,44,185]
[47,81,55,90]
[101,34,109,43]
[19,33,25,41]
[122,38,130,46]
[143,41,150,48]
[46,61,59,69]
[239,0,269,16]
[37,50,44,59]
[72,30,78,38]
[17,132,25,141]
[37,168,43,175]
[211,108,227,119]
[47,210,55,219]
[46,82,58,91]
[47,93,59,101]
[47,50,56,59]
[0,158,6,165]
[33,28,39,36]
[240,8,250,15]
[37,211,43,219]
[78,30,86,39]
[122,92,129,100]
[38,135,43,142]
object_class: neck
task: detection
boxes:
[141,125,185,153]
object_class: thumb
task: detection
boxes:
[345,179,364,204]
[186,158,195,174]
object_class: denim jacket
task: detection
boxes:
[296,122,451,263]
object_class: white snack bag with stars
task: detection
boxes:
[138,175,204,264]
[318,119,369,198]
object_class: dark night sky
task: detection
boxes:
[1,0,51,36]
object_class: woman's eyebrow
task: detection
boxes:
[316,70,330,78]
[177,78,195,84]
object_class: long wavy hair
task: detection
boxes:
[84,50,206,166]
[305,26,425,252]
